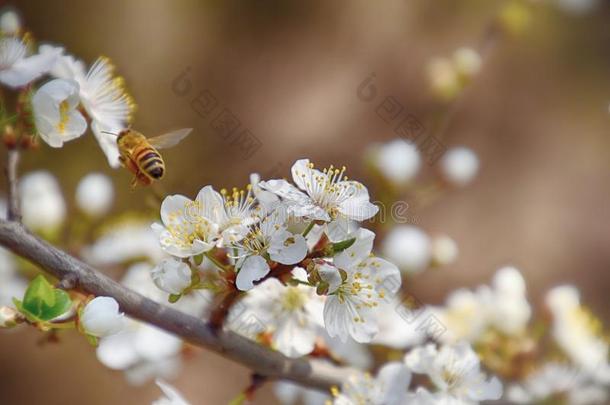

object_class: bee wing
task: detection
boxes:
[148,128,193,149]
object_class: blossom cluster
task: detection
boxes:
[0,8,134,166]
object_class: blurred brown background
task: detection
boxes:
[1,0,610,403]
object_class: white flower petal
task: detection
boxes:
[236,255,270,291]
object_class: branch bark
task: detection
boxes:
[5,148,21,222]
[0,219,357,390]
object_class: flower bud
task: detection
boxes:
[369,139,421,185]
[382,225,431,274]
[0,306,21,328]
[75,173,114,218]
[0,8,21,35]
[431,235,458,266]
[453,47,482,79]
[151,258,192,295]
[80,296,125,338]
[439,147,479,187]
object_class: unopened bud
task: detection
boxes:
[0,306,21,328]
[3,125,17,149]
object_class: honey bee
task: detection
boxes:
[107,128,193,187]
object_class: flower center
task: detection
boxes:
[57,100,70,134]
[281,287,306,311]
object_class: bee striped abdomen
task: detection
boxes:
[136,147,165,179]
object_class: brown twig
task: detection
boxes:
[0,219,357,390]
[5,148,21,222]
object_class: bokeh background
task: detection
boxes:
[1,0,609,403]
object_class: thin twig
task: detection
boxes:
[0,219,357,390]
[5,148,21,222]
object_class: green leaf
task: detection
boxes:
[331,237,356,254]
[19,275,73,322]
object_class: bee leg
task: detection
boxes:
[130,175,140,189]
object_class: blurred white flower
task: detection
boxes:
[232,208,307,291]
[371,298,426,350]
[546,286,610,383]
[152,188,222,258]
[427,57,460,100]
[260,159,378,223]
[382,225,431,274]
[274,381,330,405]
[51,53,135,167]
[0,248,27,307]
[80,296,125,338]
[435,266,531,343]
[19,171,66,232]
[151,258,192,295]
[453,47,482,78]
[334,362,411,405]
[370,139,421,185]
[83,220,165,266]
[321,228,401,342]
[32,79,87,148]
[556,0,599,14]
[235,268,323,357]
[439,147,479,187]
[0,8,21,35]
[405,342,503,403]
[96,263,210,385]
[508,363,608,405]
[431,235,458,266]
[75,172,114,217]
[0,38,61,88]
[485,266,531,335]
[153,379,190,405]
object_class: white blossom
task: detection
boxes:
[405,342,503,403]
[382,225,432,274]
[508,363,608,405]
[96,263,210,385]
[51,52,135,167]
[0,38,61,88]
[32,78,87,148]
[333,362,412,405]
[232,207,307,291]
[75,172,114,217]
[371,298,426,349]
[236,268,323,357]
[439,147,479,187]
[321,228,401,342]
[260,159,378,227]
[0,306,20,327]
[153,379,191,405]
[84,220,165,266]
[19,171,66,232]
[434,267,531,343]
[80,296,125,338]
[370,139,421,185]
[546,286,610,383]
[152,187,223,258]
[151,258,192,295]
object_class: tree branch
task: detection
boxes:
[0,219,357,390]
[5,148,21,222]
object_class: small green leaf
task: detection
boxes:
[85,334,99,347]
[168,294,182,303]
[331,237,356,254]
[19,275,73,322]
